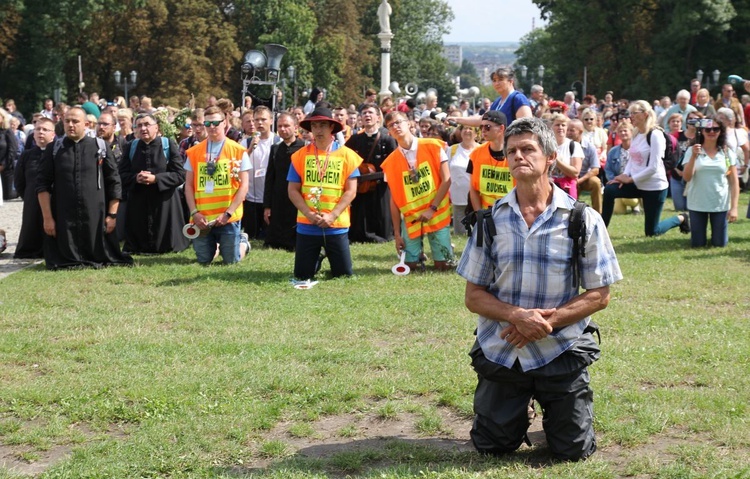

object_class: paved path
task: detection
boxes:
[0,198,42,280]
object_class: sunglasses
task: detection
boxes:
[203,120,223,127]
[583,118,595,121]
[704,127,721,133]
[184,123,192,129]
[481,124,496,131]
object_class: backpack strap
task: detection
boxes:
[161,136,170,162]
[474,208,496,248]
[568,200,588,289]
[129,137,171,163]
[96,137,107,158]
[52,137,64,159]
[128,139,140,161]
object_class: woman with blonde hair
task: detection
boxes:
[580,107,608,169]
[550,113,582,197]
[117,108,135,142]
[602,100,688,236]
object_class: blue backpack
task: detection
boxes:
[129,137,171,162]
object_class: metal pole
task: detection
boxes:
[124,79,129,106]
[583,66,587,99]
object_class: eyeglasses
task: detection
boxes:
[386,119,405,130]
[481,124,496,131]
[704,127,721,133]
[203,120,223,127]
[136,122,155,129]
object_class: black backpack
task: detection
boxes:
[473,200,589,289]
[646,128,679,172]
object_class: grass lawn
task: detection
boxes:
[1,193,750,478]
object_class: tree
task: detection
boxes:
[457,59,481,89]
[525,0,740,101]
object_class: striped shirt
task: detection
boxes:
[457,185,622,371]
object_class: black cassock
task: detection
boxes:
[263,138,305,251]
[345,127,398,242]
[119,137,189,254]
[14,146,45,258]
[35,136,133,269]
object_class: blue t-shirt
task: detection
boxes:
[286,142,360,236]
[489,90,531,122]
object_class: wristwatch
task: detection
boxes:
[106,212,117,219]
[429,204,438,212]
[224,211,233,218]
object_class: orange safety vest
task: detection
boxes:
[290,144,362,228]
[186,139,246,223]
[381,138,451,239]
[469,142,515,209]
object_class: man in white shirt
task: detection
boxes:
[242,106,279,239]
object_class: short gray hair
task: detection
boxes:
[504,117,557,157]
[531,84,544,94]
[716,107,735,123]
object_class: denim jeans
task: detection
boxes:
[294,232,352,280]
[669,176,687,211]
[602,184,680,236]
[192,221,241,265]
[689,210,728,247]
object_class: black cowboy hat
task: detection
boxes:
[299,107,344,134]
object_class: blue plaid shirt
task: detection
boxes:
[457,185,622,371]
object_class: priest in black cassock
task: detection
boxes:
[119,113,189,254]
[344,103,397,243]
[14,118,57,258]
[263,112,304,251]
[36,107,133,269]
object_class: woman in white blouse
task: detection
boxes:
[601,100,689,236]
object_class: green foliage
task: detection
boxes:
[523,0,749,101]
[1,0,452,116]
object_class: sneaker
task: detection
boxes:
[240,232,251,252]
[679,214,690,234]
[632,206,642,215]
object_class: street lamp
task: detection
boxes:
[518,65,528,91]
[538,65,545,87]
[287,65,297,107]
[114,70,137,105]
[696,68,722,90]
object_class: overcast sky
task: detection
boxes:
[443,0,546,43]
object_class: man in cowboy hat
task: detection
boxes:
[287,107,363,280]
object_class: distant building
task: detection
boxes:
[443,44,462,66]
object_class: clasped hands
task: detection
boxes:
[136,171,156,185]
[306,211,336,228]
[501,308,555,349]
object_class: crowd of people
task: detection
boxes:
[3,64,750,462]
[1,68,748,265]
